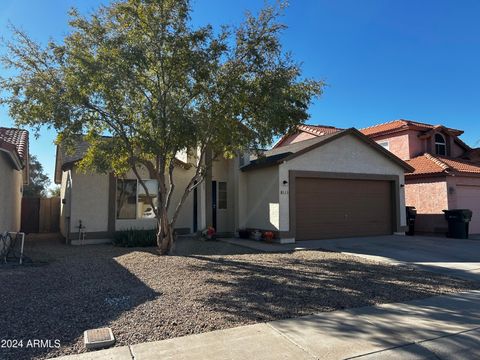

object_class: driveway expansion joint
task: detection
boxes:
[128,345,135,360]
[265,322,319,360]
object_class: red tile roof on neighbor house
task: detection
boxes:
[273,124,343,148]
[297,124,343,136]
[0,127,29,162]
[406,153,480,177]
[360,119,464,137]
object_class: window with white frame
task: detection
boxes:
[377,141,390,150]
[435,133,447,156]
[116,179,158,219]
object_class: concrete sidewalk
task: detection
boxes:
[54,290,480,360]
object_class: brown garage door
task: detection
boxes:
[295,177,393,240]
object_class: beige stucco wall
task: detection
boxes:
[244,166,279,231]
[278,134,407,235]
[166,165,195,232]
[70,168,110,233]
[63,163,196,235]
[211,157,236,233]
[0,153,23,232]
[59,169,72,237]
[61,164,195,234]
[236,158,248,231]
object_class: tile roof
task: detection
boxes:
[0,127,29,162]
[273,124,343,148]
[297,124,343,136]
[406,153,480,176]
[267,132,339,157]
[241,134,337,171]
[360,119,463,137]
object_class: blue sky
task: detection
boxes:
[1,0,480,186]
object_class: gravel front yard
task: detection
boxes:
[1,234,478,360]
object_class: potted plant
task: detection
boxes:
[251,229,262,241]
[202,226,216,241]
[263,231,274,243]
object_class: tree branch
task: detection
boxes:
[170,145,207,227]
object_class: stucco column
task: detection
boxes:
[108,172,116,234]
[204,147,213,228]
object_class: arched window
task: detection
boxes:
[435,133,447,156]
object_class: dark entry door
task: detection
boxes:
[212,181,217,230]
[193,182,198,232]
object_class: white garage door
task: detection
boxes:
[457,185,480,234]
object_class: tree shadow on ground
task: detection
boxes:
[0,237,160,360]
[187,252,479,325]
[269,290,480,359]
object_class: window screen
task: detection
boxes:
[138,180,158,218]
[218,181,227,209]
[116,179,137,219]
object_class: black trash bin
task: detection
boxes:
[406,206,417,236]
[443,209,473,239]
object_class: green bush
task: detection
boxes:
[113,228,157,247]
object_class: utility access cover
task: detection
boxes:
[84,327,115,350]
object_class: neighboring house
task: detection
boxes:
[54,128,412,244]
[362,120,480,235]
[277,120,480,235]
[273,124,343,148]
[0,127,29,233]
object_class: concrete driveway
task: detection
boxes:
[309,235,480,281]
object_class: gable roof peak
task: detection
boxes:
[244,128,414,173]
[273,123,343,148]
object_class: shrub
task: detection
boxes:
[113,228,157,247]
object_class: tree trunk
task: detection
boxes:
[157,207,174,255]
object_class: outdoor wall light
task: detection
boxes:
[400,184,405,188]
[283,180,288,185]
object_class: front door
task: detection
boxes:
[193,182,198,232]
[211,181,217,230]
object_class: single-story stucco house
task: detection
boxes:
[0,127,29,233]
[54,128,413,244]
